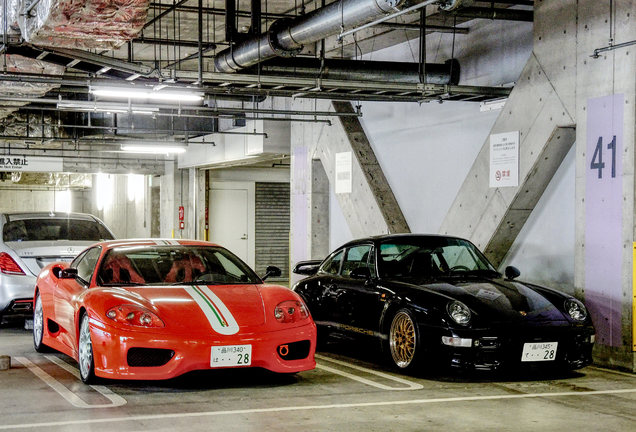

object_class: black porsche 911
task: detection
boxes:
[292,234,595,372]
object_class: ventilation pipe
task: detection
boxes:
[215,0,412,73]
[252,58,460,85]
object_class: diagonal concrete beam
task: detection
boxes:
[439,52,576,266]
[330,101,410,235]
[483,126,575,266]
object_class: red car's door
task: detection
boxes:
[54,247,102,352]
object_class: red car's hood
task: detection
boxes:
[121,284,266,334]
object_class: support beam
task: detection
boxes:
[483,126,576,266]
[331,101,410,235]
[439,53,575,259]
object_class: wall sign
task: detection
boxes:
[585,94,624,347]
[335,151,352,194]
[489,131,519,188]
[0,155,63,172]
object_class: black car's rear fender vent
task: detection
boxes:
[127,348,175,367]
[277,340,311,361]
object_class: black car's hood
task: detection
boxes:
[397,275,569,325]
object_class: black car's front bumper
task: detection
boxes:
[435,325,595,371]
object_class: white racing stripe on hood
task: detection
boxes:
[183,285,239,335]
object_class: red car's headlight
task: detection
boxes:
[106,305,165,328]
[274,300,309,323]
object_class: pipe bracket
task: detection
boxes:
[268,19,303,58]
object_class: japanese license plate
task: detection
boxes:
[521,342,558,362]
[210,344,252,367]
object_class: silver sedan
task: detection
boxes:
[0,212,114,322]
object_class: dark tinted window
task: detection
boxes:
[97,245,261,286]
[320,249,344,275]
[3,218,114,242]
[341,244,373,277]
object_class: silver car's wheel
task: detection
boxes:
[78,314,95,383]
[389,309,418,369]
[33,293,49,353]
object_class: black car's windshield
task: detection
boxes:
[378,237,498,280]
[3,218,113,242]
[97,245,261,286]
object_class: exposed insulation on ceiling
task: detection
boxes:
[0,54,65,119]
[18,0,150,49]
[0,0,20,34]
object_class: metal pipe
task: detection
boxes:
[252,58,460,85]
[144,0,190,29]
[378,22,468,34]
[448,7,533,22]
[0,95,360,117]
[149,3,292,20]
[214,0,409,73]
[592,39,636,58]
[337,0,438,40]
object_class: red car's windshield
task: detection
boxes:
[97,245,261,286]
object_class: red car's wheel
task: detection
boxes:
[78,313,96,384]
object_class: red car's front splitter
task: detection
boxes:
[89,319,317,380]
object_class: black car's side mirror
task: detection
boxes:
[59,268,78,279]
[505,266,520,280]
[262,265,282,281]
[350,266,372,280]
[293,260,322,276]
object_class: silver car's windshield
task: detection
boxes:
[3,218,114,242]
[378,237,498,279]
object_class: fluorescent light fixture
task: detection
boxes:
[90,86,203,102]
[57,100,159,115]
[480,98,508,112]
[121,144,187,154]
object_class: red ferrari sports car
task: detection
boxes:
[32,239,316,383]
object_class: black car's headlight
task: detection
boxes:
[447,300,471,326]
[564,298,588,322]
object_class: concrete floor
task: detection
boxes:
[0,324,635,432]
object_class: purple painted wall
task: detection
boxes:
[585,94,624,347]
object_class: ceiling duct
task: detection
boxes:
[17,0,150,49]
[253,58,460,85]
[0,55,64,120]
[215,0,410,73]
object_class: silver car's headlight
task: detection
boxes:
[447,300,471,326]
[564,298,588,322]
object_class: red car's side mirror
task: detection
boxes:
[59,268,78,279]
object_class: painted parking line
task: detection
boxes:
[315,354,423,390]
[14,356,126,408]
[2,388,636,430]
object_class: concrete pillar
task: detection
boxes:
[311,159,330,260]
[440,0,635,370]
[160,161,176,238]
[290,99,409,283]
[573,0,635,370]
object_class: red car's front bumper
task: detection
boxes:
[89,318,316,380]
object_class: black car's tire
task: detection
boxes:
[33,292,52,353]
[78,313,96,384]
[386,308,420,370]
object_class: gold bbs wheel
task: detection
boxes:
[389,310,417,369]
